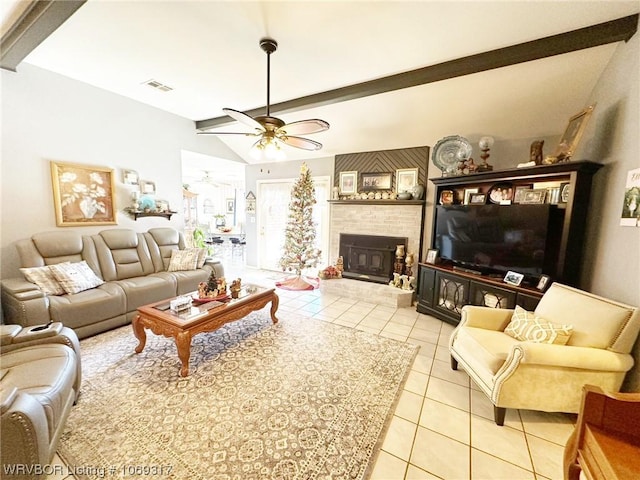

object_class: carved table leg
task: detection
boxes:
[132,314,147,354]
[175,331,193,377]
[270,293,279,324]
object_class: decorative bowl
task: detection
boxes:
[397,192,413,200]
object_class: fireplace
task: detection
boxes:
[339,234,408,284]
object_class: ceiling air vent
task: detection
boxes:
[142,79,173,92]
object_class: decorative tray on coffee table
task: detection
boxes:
[192,293,230,304]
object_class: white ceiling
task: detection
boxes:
[12,0,640,164]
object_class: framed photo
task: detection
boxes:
[50,161,117,227]
[122,169,139,185]
[536,274,552,291]
[560,183,571,203]
[396,168,419,194]
[140,180,156,195]
[339,171,357,195]
[226,198,235,214]
[520,189,547,204]
[513,185,533,204]
[553,104,595,160]
[503,270,524,286]
[439,190,454,205]
[361,172,392,191]
[469,193,487,205]
[425,249,439,264]
[463,188,479,205]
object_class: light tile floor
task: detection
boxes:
[47,263,575,480]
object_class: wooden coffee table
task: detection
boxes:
[132,285,279,376]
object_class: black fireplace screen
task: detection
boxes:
[339,234,407,284]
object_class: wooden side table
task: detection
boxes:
[563,385,640,480]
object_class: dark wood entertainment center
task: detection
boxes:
[417,160,603,325]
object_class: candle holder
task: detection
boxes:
[477,136,494,172]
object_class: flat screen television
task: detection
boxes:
[433,204,555,276]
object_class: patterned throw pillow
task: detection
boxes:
[504,305,573,345]
[20,264,68,295]
[168,248,200,272]
[49,261,104,294]
[195,248,207,269]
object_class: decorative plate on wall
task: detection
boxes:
[432,135,473,175]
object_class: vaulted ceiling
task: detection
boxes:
[3,1,639,164]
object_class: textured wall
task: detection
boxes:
[335,146,430,194]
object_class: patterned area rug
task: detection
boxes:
[59,310,418,480]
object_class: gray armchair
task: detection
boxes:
[1,323,81,479]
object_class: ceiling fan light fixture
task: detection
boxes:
[250,136,286,162]
[198,38,329,158]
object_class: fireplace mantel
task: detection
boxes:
[328,200,424,206]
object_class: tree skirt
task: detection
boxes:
[58,312,418,480]
[276,275,320,290]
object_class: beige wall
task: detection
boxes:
[577,34,640,391]
[1,64,243,278]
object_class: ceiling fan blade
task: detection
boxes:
[279,119,330,135]
[197,131,260,136]
[223,108,265,131]
[281,135,323,151]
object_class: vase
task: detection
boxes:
[79,196,98,219]
[395,245,405,259]
[411,184,425,200]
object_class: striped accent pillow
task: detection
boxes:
[20,264,68,295]
[168,248,200,272]
[49,261,104,294]
[504,305,573,345]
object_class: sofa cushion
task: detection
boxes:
[50,261,104,294]
[48,283,126,330]
[1,344,77,440]
[114,276,176,311]
[504,306,573,345]
[20,264,68,295]
[152,269,209,296]
[453,327,520,383]
[93,230,155,281]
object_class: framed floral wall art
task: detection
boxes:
[50,161,117,226]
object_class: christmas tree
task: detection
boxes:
[276,163,321,290]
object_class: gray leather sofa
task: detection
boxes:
[1,228,224,339]
[1,323,81,479]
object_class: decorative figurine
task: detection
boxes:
[336,256,344,273]
[400,275,411,290]
[530,140,544,165]
[230,278,242,298]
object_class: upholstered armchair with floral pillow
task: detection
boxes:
[449,283,640,425]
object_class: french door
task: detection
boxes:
[257,176,330,272]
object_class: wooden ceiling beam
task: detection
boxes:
[1,0,86,72]
[196,13,638,131]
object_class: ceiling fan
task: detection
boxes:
[198,38,329,160]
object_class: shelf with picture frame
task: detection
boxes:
[428,160,603,290]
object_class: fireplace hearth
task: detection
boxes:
[339,234,408,284]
